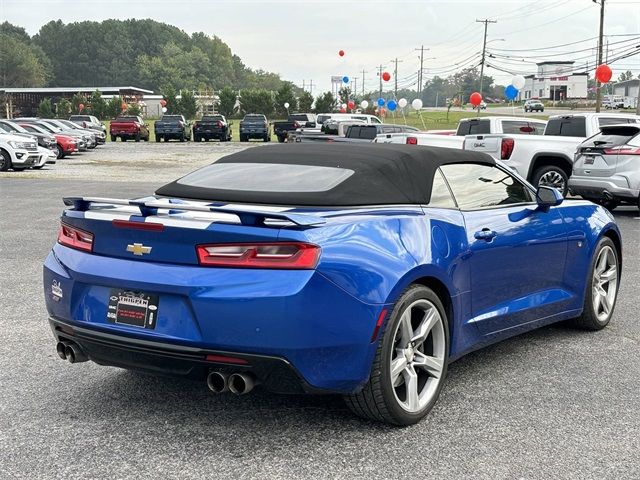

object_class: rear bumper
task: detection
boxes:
[240,129,268,138]
[43,246,383,394]
[569,175,639,202]
[49,317,318,393]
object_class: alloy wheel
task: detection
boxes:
[592,245,618,323]
[390,299,446,413]
[538,170,566,193]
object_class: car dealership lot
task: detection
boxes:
[1,144,639,479]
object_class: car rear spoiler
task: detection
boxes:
[62,197,326,227]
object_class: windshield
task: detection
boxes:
[33,123,56,133]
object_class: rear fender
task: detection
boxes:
[527,153,573,182]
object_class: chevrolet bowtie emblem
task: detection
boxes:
[126,243,152,256]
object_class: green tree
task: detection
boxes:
[178,89,198,119]
[0,33,51,87]
[56,98,71,118]
[274,83,298,117]
[70,93,87,114]
[37,98,54,118]
[106,96,123,118]
[298,91,314,112]
[313,92,335,113]
[126,103,142,116]
[88,90,107,119]
[239,89,274,116]
[217,86,237,117]
[162,85,179,115]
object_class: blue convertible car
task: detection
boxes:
[44,144,621,425]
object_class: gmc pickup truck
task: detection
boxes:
[155,115,191,142]
[239,114,270,142]
[192,115,231,142]
[110,116,150,142]
[463,112,640,196]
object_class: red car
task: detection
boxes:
[18,122,76,159]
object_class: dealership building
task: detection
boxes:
[519,61,588,101]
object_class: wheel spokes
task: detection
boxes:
[403,365,419,411]
[411,308,437,346]
[413,351,443,379]
[391,354,407,384]
[399,310,413,346]
[600,265,617,283]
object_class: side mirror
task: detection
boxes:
[536,186,563,208]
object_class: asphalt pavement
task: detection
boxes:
[1,175,639,480]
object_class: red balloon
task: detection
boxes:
[160,99,167,107]
[382,71,391,82]
[338,50,345,57]
[121,102,128,110]
[595,64,612,83]
[347,100,355,109]
[469,92,482,106]
[78,103,85,111]
[340,107,347,113]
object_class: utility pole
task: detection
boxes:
[377,65,384,99]
[302,80,306,91]
[352,77,358,97]
[308,79,314,95]
[476,18,497,102]
[361,69,366,96]
[595,0,605,112]
[391,58,403,97]
[415,45,429,92]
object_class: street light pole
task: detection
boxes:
[594,0,605,113]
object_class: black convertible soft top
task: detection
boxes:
[156,143,496,206]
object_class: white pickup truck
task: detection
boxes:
[376,116,547,147]
[462,112,640,195]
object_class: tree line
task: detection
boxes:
[0,19,291,92]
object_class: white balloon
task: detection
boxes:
[411,98,423,110]
[161,106,167,113]
[341,103,347,109]
[360,100,369,109]
[511,75,526,90]
[398,98,408,108]
[284,102,290,109]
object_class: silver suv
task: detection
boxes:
[569,124,640,210]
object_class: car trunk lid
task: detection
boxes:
[574,125,640,177]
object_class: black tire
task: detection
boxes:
[0,150,12,171]
[32,165,44,170]
[56,144,65,159]
[598,199,620,211]
[12,167,26,171]
[532,165,569,197]
[344,285,450,426]
[121,137,126,142]
[180,134,185,143]
[277,135,286,143]
[156,135,161,142]
[194,135,200,142]
[569,237,619,330]
[240,134,247,142]
[110,135,116,142]
[135,133,141,142]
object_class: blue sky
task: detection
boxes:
[2,0,639,92]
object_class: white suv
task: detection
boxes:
[0,133,41,171]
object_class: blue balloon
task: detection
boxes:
[505,84,518,101]
[342,76,349,84]
[387,100,397,111]
[377,98,385,107]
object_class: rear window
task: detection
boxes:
[289,114,310,122]
[544,117,586,137]
[317,115,331,125]
[176,163,354,193]
[70,115,91,121]
[115,116,139,122]
[502,121,544,135]
[347,126,378,139]
[201,116,223,121]
[457,120,490,135]
[598,117,639,127]
[160,116,183,121]
[582,127,640,148]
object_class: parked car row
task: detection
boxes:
[0,116,106,172]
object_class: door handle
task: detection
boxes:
[474,228,497,241]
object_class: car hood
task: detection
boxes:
[0,132,36,143]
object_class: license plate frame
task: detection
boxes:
[583,155,596,165]
[107,289,159,329]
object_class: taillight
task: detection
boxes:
[501,138,515,160]
[604,145,640,155]
[58,222,93,252]
[406,136,418,145]
[216,121,223,128]
[293,121,300,128]
[196,242,320,269]
[82,121,87,128]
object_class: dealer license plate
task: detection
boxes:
[107,289,159,329]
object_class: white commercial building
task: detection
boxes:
[520,61,588,101]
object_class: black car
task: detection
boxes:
[193,115,232,142]
[239,114,270,142]
[155,115,191,142]
[273,113,317,142]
